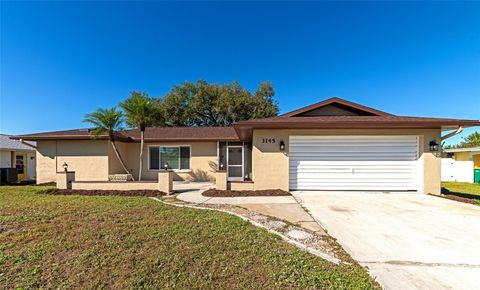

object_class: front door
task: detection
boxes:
[14,153,27,181]
[227,146,243,181]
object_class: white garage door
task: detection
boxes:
[289,136,419,191]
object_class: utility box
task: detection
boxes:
[474,169,480,183]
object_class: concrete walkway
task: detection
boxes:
[176,190,324,233]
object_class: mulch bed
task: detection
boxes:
[34,182,56,186]
[37,189,166,197]
[202,189,291,197]
[440,187,479,205]
[441,194,477,205]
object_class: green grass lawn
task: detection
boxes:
[0,186,378,289]
[442,182,480,200]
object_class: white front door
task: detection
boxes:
[289,136,420,191]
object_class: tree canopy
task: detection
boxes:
[443,131,480,149]
[83,107,125,140]
[119,91,164,130]
[161,80,278,126]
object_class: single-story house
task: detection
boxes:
[441,147,480,183]
[443,147,480,168]
[12,98,480,194]
[0,134,37,181]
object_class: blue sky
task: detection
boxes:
[1,1,479,145]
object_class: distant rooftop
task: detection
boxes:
[0,134,36,151]
[443,147,480,153]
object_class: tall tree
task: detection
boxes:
[444,132,480,149]
[161,80,279,126]
[120,91,163,181]
[83,107,130,177]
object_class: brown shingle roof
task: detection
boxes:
[127,127,239,141]
[12,127,239,142]
[11,98,480,142]
[10,129,130,142]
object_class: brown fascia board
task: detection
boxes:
[235,120,480,129]
[280,97,394,117]
[140,137,240,142]
[233,119,480,140]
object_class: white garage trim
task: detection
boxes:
[289,136,421,191]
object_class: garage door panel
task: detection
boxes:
[289,136,419,191]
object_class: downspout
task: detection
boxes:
[441,126,464,141]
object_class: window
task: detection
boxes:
[149,146,190,170]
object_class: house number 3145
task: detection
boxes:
[262,138,276,144]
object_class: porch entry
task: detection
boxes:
[14,153,26,181]
[218,142,252,181]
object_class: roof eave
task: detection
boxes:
[140,137,240,142]
[10,135,132,142]
[234,120,480,140]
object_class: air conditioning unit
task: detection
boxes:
[0,168,18,185]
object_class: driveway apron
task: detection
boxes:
[292,191,480,290]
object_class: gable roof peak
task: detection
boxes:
[281,97,394,117]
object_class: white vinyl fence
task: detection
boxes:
[441,158,474,183]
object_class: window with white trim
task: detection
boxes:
[149,146,191,170]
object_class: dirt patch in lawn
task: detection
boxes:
[202,189,291,197]
[37,188,166,197]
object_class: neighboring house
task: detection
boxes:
[441,147,480,183]
[0,134,37,181]
[12,98,480,194]
[443,147,480,168]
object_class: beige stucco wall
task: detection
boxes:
[72,181,159,191]
[252,128,442,194]
[37,140,217,184]
[36,140,109,184]
[36,141,57,184]
[110,141,218,182]
[108,141,130,174]
[230,182,255,191]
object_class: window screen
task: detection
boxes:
[180,147,190,170]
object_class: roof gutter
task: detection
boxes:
[441,126,464,141]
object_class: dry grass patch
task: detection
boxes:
[0,186,378,289]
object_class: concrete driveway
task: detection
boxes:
[292,191,480,290]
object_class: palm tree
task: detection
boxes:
[120,92,162,180]
[83,107,130,177]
